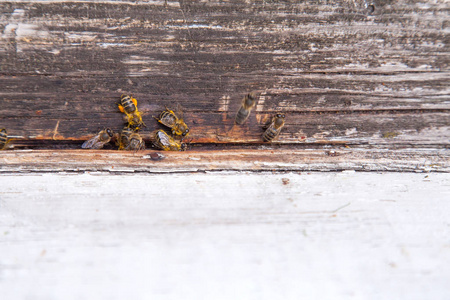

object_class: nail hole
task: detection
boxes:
[367,4,375,14]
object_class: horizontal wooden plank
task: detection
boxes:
[2,111,449,147]
[1,171,449,299]
[0,0,448,153]
[0,149,448,172]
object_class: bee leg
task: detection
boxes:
[0,140,9,150]
[132,97,138,106]
[118,104,125,113]
[164,106,176,115]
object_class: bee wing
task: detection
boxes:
[157,131,172,147]
[265,122,275,133]
[262,116,274,130]
[176,103,184,119]
[82,135,102,149]
[91,141,108,149]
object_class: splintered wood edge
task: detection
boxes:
[0,149,448,173]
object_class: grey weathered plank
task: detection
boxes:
[1,172,449,300]
[0,148,448,172]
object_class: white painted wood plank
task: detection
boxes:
[0,172,449,300]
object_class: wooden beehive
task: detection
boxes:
[1,2,450,299]
[0,0,448,171]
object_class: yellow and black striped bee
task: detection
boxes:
[156,105,189,137]
[263,113,285,142]
[235,91,260,125]
[0,128,9,150]
[118,94,146,129]
[117,127,145,151]
[153,130,187,151]
[117,127,133,150]
[82,128,114,149]
[126,132,145,151]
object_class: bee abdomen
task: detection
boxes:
[263,128,278,142]
[235,107,250,125]
[159,111,177,127]
[0,129,7,149]
[121,97,136,113]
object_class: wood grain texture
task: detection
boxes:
[0,0,449,151]
[1,172,450,300]
[0,148,448,172]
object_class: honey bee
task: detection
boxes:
[262,113,285,142]
[82,128,114,149]
[126,132,146,151]
[156,105,189,137]
[235,91,260,125]
[118,94,146,129]
[0,128,9,150]
[117,127,145,150]
[153,130,187,151]
[117,127,133,150]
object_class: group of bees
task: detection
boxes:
[81,94,190,151]
[1,91,285,151]
[236,91,286,142]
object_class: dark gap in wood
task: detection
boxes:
[7,139,353,150]
[0,168,439,175]
[0,70,442,77]
[6,139,449,151]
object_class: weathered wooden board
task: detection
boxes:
[0,0,448,150]
[1,172,450,299]
[0,148,448,172]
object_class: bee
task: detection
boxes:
[235,91,260,125]
[0,128,9,150]
[117,127,133,150]
[262,113,285,142]
[156,105,189,137]
[153,130,187,151]
[118,94,146,129]
[82,128,114,149]
[117,127,146,151]
[126,132,146,151]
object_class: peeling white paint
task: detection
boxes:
[218,95,230,112]
[255,92,266,112]
[316,95,327,104]
[123,55,170,65]
[312,131,331,139]
[49,49,61,55]
[11,8,26,17]
[97,42,128,48]
[19,23,48,38]
[2,22,50,46]
[345,127,358,136]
